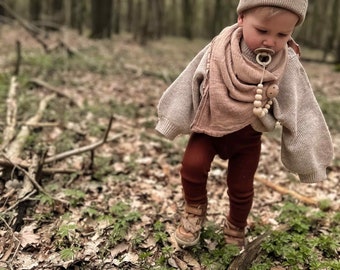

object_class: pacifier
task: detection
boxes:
[254,48,275,67]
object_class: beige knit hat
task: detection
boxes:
[237,0,308,25]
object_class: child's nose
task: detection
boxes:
[263,38,275,48]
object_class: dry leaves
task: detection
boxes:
[0,25,339,269]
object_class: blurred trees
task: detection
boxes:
[1,0,340,62]
[90,0,112,38]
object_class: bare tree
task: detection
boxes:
[29,0,41,22]
[70,0,85,35]
[113,0,122,34]
[182,0,195,40]
[90,0,113,39]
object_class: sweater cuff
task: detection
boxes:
[155,117,181,140]
[298,169,327,183]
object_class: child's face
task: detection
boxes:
[238,7,299,54]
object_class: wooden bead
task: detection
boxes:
[267,84,279,98]
[255,94,262,100]
[256,89,263,94]
[254,100,262,107]
[253,107,262,116]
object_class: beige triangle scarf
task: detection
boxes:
[191,24,288,136]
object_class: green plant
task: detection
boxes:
[54,221,81,261]
[64,188,86,206]
[82,207,99,218]
[93,156,113,179]
[250,202,340,269]
[35,193,54,206]
[318,199,333,211]
[131,228,146,248]
[56,223,77,240]
[153,220,168,245]
[189,224,240,268]
[60,246,80,261]
[105,202,141,246]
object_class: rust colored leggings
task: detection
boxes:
[180,125,262,228]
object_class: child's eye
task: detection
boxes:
[278,33,289,37]
[256,29,267,34]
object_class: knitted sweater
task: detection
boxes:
[155,28,334,183]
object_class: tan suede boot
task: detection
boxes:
[224,219,247,249]
[174,203,207,248]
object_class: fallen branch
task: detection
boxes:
[29,78,82,108]
[0,215,21,263]
[1,76,18,151]
[254,175,318,206]
[44,116,119,164]
[0,0,49,52]
[0,157,79,175]
[6,94,56,158]
[124,63,171,83]
[13,40,21,76]
[213,159,318,206]
[0,116,123,174]
[228,225,289,269]
[228,233,269,270]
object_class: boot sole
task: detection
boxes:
[174,231,200,248]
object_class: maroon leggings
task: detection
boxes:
[180,125,262,228]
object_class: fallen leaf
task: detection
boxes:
[19,223,40,248]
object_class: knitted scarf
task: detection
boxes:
[191,24,288,136]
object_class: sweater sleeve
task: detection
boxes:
[155,45,209,140]
[273,51,334,183]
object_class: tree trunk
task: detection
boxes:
[126,0,134,32]
[153,0,165,39]
[212,0,224,37]
[165,0,180,36]
[49,0,64,24]
[326,0,339,62]
[113,0,121,34]
[182,0,195,40]
[132,0,152,45]
[70,0,85,34]
[90,0,113,39]
[29,0,41,22]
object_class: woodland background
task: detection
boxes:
[1,0,340,62]
[0,0,339,269]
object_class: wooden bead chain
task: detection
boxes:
[253,48,278,118]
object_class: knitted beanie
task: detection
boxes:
[237,0,308,25]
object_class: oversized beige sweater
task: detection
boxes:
[155,26,334,183]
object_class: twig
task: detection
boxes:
[254,175,318,206]
[29,78,82,108]
[213,159,318,206]
[0,214,21,263]
[0,0,49,53]
[44,116,118,164]
[1,154,69,207]
[4,190,37,212]
[13,40,21,76]
[6,94,56,158]
[1,76,18,151]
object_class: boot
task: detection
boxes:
[224,219,246,249]
[174,203,207,248]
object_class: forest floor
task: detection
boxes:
[0,25,339,270]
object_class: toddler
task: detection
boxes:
[156,0,333,248]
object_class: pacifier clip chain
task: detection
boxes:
[253,48,279,118]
